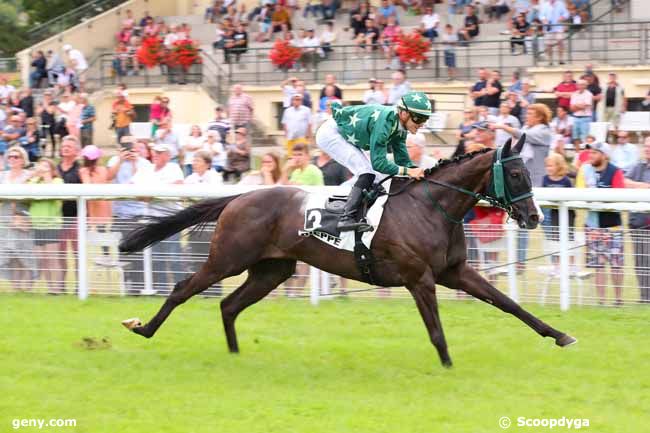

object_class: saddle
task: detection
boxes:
[301,183,388,285]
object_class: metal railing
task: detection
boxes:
[1,184,650,310]
[0,58,18,73]
[27,0,129,45]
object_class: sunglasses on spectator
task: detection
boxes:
[236,131,247,135]
[7,154,22,160]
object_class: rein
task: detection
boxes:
[387,147,532,225]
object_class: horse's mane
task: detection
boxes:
[423,147,493,176]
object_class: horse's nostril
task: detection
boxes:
[530,214,539,223]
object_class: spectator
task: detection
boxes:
[541,152,576,246]
[350,2,370,37]
[320,21,336,58]
[64,92,82,140]
[150,96,172,137]
[30,51,47,88]
[387,70,411,105]
[227,84,254,128]
[583,72,602,121]
[281,76,299,108]
[569,79,593,142]
[420,6,440,40]
[132,143,185,294]
[63,44,88,91]
[541,0,569,65]
[554,70,577,112]
[181,125,204,175]
[455,108,477,151]
[319,85,340,113]
[491,103,552,186]
[551,105,574,146]
[468,121,497,149]
[78,145,112,262]
[599,72,626,130]
[164,24,180,48]
[486,0,511,21]
[295,81,313,109]
[299,29,320,72]
[57,136,82,288]
[281,143,324,186]
[576,141,625,306]
[469,68,489,107]
[441,24,458,81]
[154,120,180,162]
[78,93,95,147]
[363,78,387,105]
[28,158,64,294]
[270,4,292,36]
[355,18,380,57]
[379,16,401,69]
[623,137,650,303]
[313,149,351,185]
[223,127,251,182]
[319,74,343,100]
[203,130,226,172]
[239,151,282,185]
[230,22,249,63]
[574,134,596,169]
[530,17,546,58]
[282,93,312,156]
[37,90,57,157]
[0,115,26,164]
[491,102,521,146]
[107,137,152,294]
[184,150,222,184]
[458,5,480,43]
[377,0,398,27]
[20,117,41,162]
[0,76,15,105]
[609,131,639,175]
[406,132,438,169]
[207,106,231,143]
[510,13,531,54]
[0,146,35,291]
[111,90,135,145]
[55,92,75,138]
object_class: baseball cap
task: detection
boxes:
[470,121,490,130]
[586,141,611,157]
[81,145,102,160]
[152,143,171,152]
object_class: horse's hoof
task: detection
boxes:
[121,318,142,331]
[556,334,578,347]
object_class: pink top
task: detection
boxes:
[382,25,401,43]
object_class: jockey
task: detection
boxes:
[316,91,432,232]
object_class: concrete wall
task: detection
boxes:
[16,0,180,84]
[90,84,216,148]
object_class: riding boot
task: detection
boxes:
[337,174,375,232]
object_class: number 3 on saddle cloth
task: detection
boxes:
[298,179,392,283]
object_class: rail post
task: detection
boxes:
[77,197,88,300]
[559,204,571,311]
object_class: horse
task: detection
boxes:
[119,137,576,368]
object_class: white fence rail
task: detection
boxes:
[1,184,650,310]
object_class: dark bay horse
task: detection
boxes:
[120,137,576,367]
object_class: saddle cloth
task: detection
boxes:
[299,179,391,251]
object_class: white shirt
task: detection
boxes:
[185,169,223,185]
[363,89,386,105]
[182,135,204,164]
[282,105,312,139]
[57,100,76,121]
[164,32,180,48]
[282,84,297,108]
[132,162,185,216]
[321,30,336,44]
[68,49,88,71]
[489,114,521,146]
[204,140,227,167]
[421,13,440,31]
[0,84,15,101]
[302,36,320,50]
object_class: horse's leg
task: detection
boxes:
[439,263,577,347]
[128,255,248,339]
[221,259,297,353]
[407,269,452,367]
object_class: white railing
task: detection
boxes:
[2,184,650,310]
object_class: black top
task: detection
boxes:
[513,20,530,36]
[19,96,34,118]
[32,57,47,74]
[483,80,503,108]
[464,14,479,37]
[606,86,616,107]
[350,10,369,35]
[587,84,601,109]
[471,80,487,106]
[57,161,81,218]
[313,157,352,186]
[232,31,248,51]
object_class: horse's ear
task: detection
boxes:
[513,133,526,154]
[502,137,512,156]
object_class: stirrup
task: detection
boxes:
[337,219,374,233]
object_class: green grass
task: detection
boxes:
[2,294,649,433]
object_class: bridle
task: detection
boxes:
[389,147,533,225]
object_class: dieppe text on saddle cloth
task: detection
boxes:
[300,179,391,252]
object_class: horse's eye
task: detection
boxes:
[510,169,521,177]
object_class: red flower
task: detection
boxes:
[395,32,431,64]
[166,39,202,71]
[136,37,164,69]
[268,39,302,69]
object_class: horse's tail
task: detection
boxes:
[118,195,241,254]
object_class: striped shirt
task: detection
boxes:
[227,93,253,126]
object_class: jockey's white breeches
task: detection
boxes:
[316,118,387,184]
